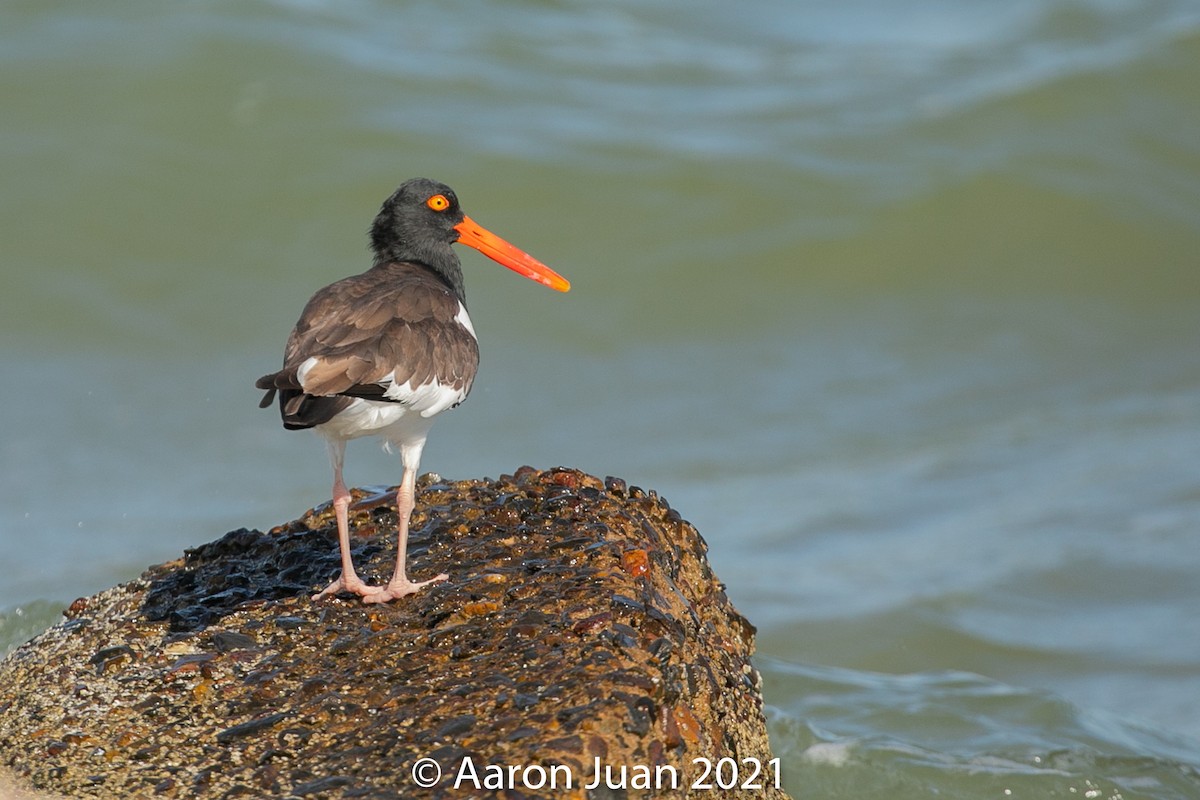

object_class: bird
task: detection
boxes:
[256,178,570,604]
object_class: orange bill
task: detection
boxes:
[454,216,571,293]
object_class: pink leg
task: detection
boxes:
[361,462,448,604]
[313,440,383,600]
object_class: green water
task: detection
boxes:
[3,1,1200,797]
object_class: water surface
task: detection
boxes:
[3,1,1199,797]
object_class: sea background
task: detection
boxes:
[2,1,1199,797]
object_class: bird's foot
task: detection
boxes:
[311,573,383,602]
[361,572,449,604]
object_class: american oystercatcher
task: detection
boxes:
[256,178,570,603]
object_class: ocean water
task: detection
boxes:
[2,1,1199,797]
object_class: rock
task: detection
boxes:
[0,467,789,799]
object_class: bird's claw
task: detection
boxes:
[312,572,448,604]
[311,574,382,602]
[360,573,449,604]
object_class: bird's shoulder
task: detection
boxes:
[296,262,461,334]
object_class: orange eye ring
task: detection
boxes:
[426,194,450,212]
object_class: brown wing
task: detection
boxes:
[256,262,479,430]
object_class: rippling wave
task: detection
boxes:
[3,2,1199,797]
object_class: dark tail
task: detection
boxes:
[255,372,349,430]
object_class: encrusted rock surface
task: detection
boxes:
[0,467,788,799]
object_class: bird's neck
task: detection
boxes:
[373,252,467,303]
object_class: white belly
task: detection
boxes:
[316,398,438,450]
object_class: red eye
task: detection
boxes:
[426,194,450,212]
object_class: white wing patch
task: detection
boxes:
[381,375,469,417]
[295,356,320,392]
[455,302,477,340]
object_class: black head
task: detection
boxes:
[370,178,466,286]
[369,177,571,300]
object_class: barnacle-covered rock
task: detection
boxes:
[0,467,788,799]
